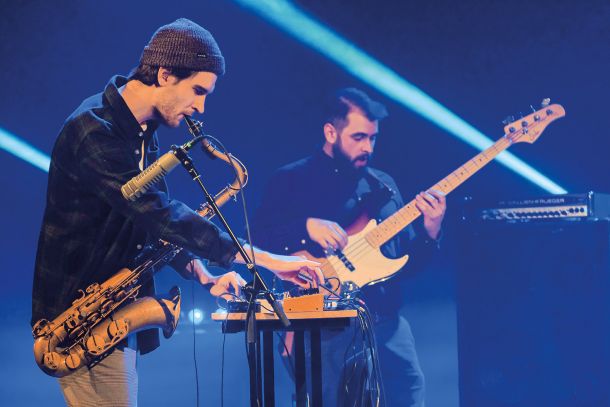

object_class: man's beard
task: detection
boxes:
[332,143,370,174]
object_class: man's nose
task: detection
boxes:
[362,138,373,153]
[193,96,206,114]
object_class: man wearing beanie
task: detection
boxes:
[32,18,322,406]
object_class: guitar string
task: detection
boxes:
[322,135,513,275]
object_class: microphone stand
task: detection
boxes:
[171,143,290,407]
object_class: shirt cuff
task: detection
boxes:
[423,228,443,250]
[206,233,244,269]
[168,250,198,280]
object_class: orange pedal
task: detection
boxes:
[283,293,325,312]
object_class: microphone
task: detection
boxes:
[121,118,208,201]
[120,150,181,201]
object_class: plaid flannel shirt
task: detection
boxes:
[32,76,238,353]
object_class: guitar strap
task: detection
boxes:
[360,168,394,216]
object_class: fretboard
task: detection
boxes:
[365,136,513,247]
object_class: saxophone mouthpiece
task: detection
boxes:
[185,117,219,160]
[184,116,202,136]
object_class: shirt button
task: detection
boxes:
[334,169,339,173]
[284,246,289,252]
[134,149,140,155]
[301,239,306,245]
[138,131,144,137]
[136,244,143,250]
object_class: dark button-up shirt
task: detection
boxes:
[32,76,238,353]
[251,151,438,319]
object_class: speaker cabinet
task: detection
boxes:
[457,220,610,407]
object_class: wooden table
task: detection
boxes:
[212,310,358,407]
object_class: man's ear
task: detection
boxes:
[157,67,174,87]
[323,123,338,144]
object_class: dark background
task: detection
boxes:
[1,0,608,405]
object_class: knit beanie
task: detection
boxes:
[140,18,225,75]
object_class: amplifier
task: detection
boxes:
[475,191,610,221]
[457,219,610,405]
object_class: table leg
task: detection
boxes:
[263,330,275,407]
[311,328,322,406]
[294,331,307,407]
[257,331,263,403]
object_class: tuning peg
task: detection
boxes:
[541,98,551,107]
[502,115,515,125]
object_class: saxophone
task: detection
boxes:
[32,118,248,377]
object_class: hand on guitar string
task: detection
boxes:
[306,217,349,252]
[414,189,446,240]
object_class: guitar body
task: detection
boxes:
[294,219,409,289]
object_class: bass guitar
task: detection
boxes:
[295,102,566,292]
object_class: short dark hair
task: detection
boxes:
[323,87,388,131]
[127,63,197,86]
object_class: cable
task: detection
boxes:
[203,134,258,268]
[332,296,385,407]
[297,273,344,299]
[276,332,296,379]
[215,292,244,311]
[360,304,381,406]
[355,300,385,407]
[342,307,364,401]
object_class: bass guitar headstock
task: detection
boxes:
[502,99,565,144]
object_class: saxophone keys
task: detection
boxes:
[32,319,50,337]
[72,289,86,304]
[85,335,106,356]
[43,352,62,370]
[65,353,82,370]
[108,319,129,339]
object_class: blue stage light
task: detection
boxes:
[233,0,567,194]
[0,127,50,173]
[188,308,205,325]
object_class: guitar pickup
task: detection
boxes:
[335,250,356,272]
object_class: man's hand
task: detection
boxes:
[209,271,247,299]
[236,246,324,288]
[261,252,324,288]
[414,189,446,240]
[306,217,348,251]
[187,259,246,299]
